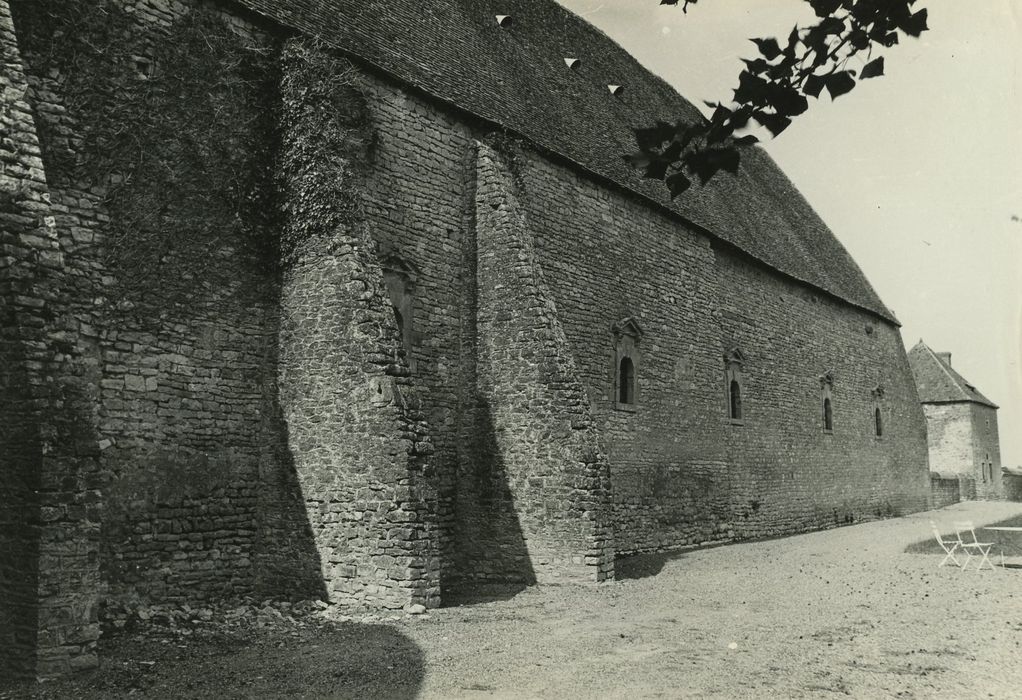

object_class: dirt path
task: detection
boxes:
[4,501,1022,699]
[406,500,1022,699]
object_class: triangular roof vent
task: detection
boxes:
[495,14,512,27]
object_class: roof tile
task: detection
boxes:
[908,341,998,408]
[237,0,896,321]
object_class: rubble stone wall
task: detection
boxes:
[467,142,614,583]
[8,0,292,611]
[276,41,440,610]
[2,0,937,678]
[1,0,102,679]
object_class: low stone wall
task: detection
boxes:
[1003,473,1022,502]
[930,475,961,510]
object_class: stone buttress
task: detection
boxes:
[275,39,441,610]
[0,0,102,679]
[461,141,615,584]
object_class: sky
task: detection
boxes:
[556,0,1022,467]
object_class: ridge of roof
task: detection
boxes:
[907,340,998,408]
[234,0,897,323]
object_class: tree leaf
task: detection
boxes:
[753,111,792,137]
[824,71,856,99]
[809,0,842,18]
[750,37,782,60]
[634,121,676,151]
[803,73,827,98]
[860,56,885,79]
[733,134,759,147]
[900,8,928,37]
[643,158,670,180]
[848,28,870,51]
[768,84,809,116]
[733,69,771,106]
[783,26,800,60]
[665,171,692,198]
[817,16,845,35]
[741,58,770,75]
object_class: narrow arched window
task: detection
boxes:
[729,379,742,421]
[724,348,746,424]
[823,397,833,432]
[382,255,418,372]
[612,317,642,410]
[619,357,635,404]
[874,407,883,437]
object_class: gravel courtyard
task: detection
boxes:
[4,500,1022,699]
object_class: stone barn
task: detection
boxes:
[908,341,1002,501]
[0,0,931,678]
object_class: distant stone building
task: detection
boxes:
[1,0,931,679]
[908,341,1002,501]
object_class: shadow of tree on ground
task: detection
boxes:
[0,619,424,700]
[906,514,1022,558]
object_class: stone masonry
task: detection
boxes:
[1,0,933,679]
[0,0,102,678]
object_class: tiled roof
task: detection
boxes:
[237,0,896,322]
[907,341,998,408]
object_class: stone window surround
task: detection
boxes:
[820,371,835,434]
[724,347,746,425]
[871,384,885,440]
[612,317,643,412]
[381,253,419,372]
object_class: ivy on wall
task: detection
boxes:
[10,0,281,309]
[277,39,374,268]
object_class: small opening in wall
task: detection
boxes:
[495,14,513,27]
[134,57,154,79]
[823,397,833,432]
[729,379,742,421]
[618,357,635,405]
[393,307,405,342]
[608,84,624,96]
[874,407,883,437]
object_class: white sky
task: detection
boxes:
[556,0,1022,466]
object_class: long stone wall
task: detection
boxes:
[2,0,935,679]
[519,149,931,554]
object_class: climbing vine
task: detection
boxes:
[277,39,374,268]
[10,0,281,310]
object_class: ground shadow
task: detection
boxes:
[255,395,330,602]
[0,618,424,699]
[444,397,536,602]
[615,550,691,581]
[906,514,1022,558]
[0,332,41,680]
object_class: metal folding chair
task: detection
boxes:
[930,520,962,568]
[953,521,996,571]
